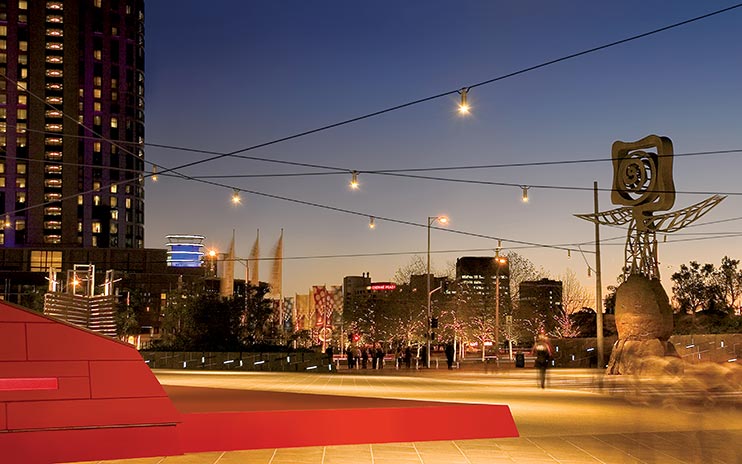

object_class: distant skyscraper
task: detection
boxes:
[519,278,563,333]
[1,0,145,249]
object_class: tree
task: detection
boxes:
[191,294,244,351]
[712,256,742,314]
[393,255,428,284]
[671,261,720,314]
[242,282,277,345]
[559,268,592,315]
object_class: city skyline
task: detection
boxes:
[141,1,741,298]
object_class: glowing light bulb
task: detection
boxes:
[350,171,360,190]
[369,216,375,229]
[522,186,530,202]
[151,165,158,182]
[458,88,470,115]
[231,189,241,204]
[438,216,449,225]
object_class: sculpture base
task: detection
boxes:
[606,338,683,375]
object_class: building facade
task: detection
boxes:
[518,278,563,333]
[1,0,145,249]
[455,256,511,314]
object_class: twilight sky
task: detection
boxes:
[143,1,742,300]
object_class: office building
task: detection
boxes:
[455,256,511,313]
[519,278,563,333]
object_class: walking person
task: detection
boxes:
[532,334,553,388]
[444,342,455,370]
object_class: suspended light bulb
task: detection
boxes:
[521,186,530,202]
[457,88,470,115]
[350,171,360,190]
[568,249,571,259]
[231,189,241,205]
[369,216,376,229]
[151,165,159,182]
[3,214,10,229]
[587,267,592,277]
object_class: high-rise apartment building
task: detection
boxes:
[455,256,511,314]
[1,0,145,249]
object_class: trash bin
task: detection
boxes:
[515,353,525,368]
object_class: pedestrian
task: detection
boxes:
[375,343,385,369]
[353,345,362,369]
[420,345,428,368]
[532,334,553,388]
[445,342,455,370]
[325,345,334,366]
[404,346,412,369]
[347,344,355,369]
[361,345,369,369]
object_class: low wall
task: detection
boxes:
[140,351,333,373]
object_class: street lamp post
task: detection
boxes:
[427,215,448,368]
[494,250,507,353]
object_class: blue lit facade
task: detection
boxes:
[166,234,205,268]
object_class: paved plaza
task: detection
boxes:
[71,368,742,464]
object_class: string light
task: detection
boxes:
[568,249,571,259]
[151,165,159,182]
[3,214,11,229]
[369,216,376,229]
[457,88,470,115]
[350,171,360,190]
[521,186,530,202]
[231,189,241,205]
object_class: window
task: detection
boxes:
[93,195,101,206]
[45,109,63,118]
[43,220,61,229]
[45,123,63,132]
[45,55,63,64]
[16,163,26,174]
[16,178,25,189]
[44,206,62,215]
[93,141,101,152]
[93,50,102,60]
[46,28,63,37]
[46,96,63,104]
[110,117,117,128]
[15,219,25,230]
[44,235,61,244]
[46,1,63,10]
[45,69,63,78]
[30,250,62,272]
[111,209,118,220]
[110,196,117,207]
[46,15,63,23]
[92,221,101,233]
[46,42,63,50]
[77,195,83,205]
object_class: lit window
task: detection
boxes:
[93,195,101,206]
[19,41,28,51]
[77,221,82,232]
[45,179,62,188]
[110,117,117,128]
[45,69,63,77]
[44,164,62,174]
[93,89,101,98]
[45,137,63,145]
[0,178,5,187]
[110,196,117,207]
[44,235,61,244]
[45,123,63,132]
[17,163,26,174]
[44,220,61,229]
[110,223,118,234]
[46,15,63,23]
[46,29,63,37]
[45,56,63,64]
[45,109,63,118]
[94,0,101,7]
[44,193,62,201]
[45,83,63,90]
[46,2,63,10]
[0,163,4,174]
[94,115,101,125]
[111,209,118,220]
[18,94,26,105]
[15,219,25,230]
[46,151,62,160]
[93,50,101,60]
[16,178,26,189]
[93,142,101,152]
[110,184,117,193]
[30,251,62,272]
[44,206,62,215]
[46,43,63,51]
[92,222,101,233]
[19,1,28,9]
[125,198,131,209]
[46,96,63,104]
[17,109,27,119]
[93,181,101,191]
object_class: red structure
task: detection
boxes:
[0,301,518,463]
[0,301,181,463]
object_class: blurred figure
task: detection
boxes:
[445,342,455,369]
[404,346,413,369]
[532,334,553,388]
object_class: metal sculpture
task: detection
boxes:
[576,135,724,280]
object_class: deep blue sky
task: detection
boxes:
[144,1,742,299]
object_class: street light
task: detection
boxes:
[427,215,449,368]
[494,248,507,352]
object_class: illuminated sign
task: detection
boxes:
[367,282,397,291]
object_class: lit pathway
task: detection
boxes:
[72,368,742,463]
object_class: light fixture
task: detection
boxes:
[369,216,375,229]
[231,189,241,204]
[457,88,470,115]
[438,216,449,225]
[350,171,360,190]
[3,214,10,229]
[521,186,530,202]
[151,165,158,182]
[587,267,592,277]
[568,249,571,259]
[208,249,217,258]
